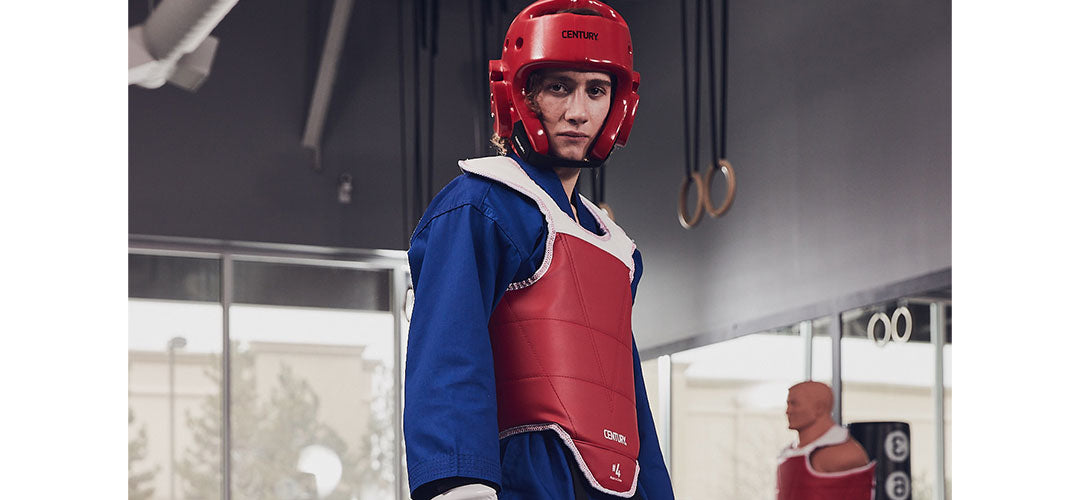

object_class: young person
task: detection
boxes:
[404,2,674,499]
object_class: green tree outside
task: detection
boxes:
[177,343,393,499]
[129,408,160,500]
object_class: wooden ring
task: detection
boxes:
[704,158,736,218]
[597,202,615,222]
[677,172,706,229]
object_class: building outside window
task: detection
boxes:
[128,241,408,500]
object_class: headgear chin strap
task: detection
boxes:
[491,0,640,164]
[511,122,606,169]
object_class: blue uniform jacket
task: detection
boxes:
[405,154,674,500]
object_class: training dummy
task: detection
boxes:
[777,381,875,500]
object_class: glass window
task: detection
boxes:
[810,316,834,384]
[841,299,945,500]
[232,260,391,311]
[669,326,805,500]
[129,247,407,500]
[398,277,412,500]
[129,254,223,500]
[228,260,396,500]
[640,357,661,431]
[639,356,671,467]
[942,303,952,500]
[129,253,221,302]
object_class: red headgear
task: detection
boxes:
[489,0,640,165]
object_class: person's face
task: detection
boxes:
[532,69,613,161]
[785,388,817,431]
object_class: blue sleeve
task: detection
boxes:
[631,339,675,499]
[404,202,529,495]
[629,249,676,499]
[630,249,644,301]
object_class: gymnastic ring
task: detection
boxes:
[703,158,736,218]
[891,306,913,343]
[867,312,891,347]
[678,172,706,229]
[597,202,615,221]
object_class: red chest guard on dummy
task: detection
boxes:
[776,426,876,500]
[460,157,640,498]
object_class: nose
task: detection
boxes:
[564,89,588,125]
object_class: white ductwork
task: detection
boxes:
[129,0,240,91]
[301,0,355,166]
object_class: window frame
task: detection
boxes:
[130,235,411,500]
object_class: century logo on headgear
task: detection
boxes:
[562,29,599,40]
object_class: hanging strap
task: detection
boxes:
[677,0,706,229]
[703,0,736,218]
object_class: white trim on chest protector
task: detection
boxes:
[458,156,637,289]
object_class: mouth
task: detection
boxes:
[557,131,589,139]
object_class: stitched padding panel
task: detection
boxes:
[490,233,638,496]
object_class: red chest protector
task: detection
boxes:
[460,157,640,498]
[777,426,876,500]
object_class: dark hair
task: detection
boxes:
[489,7,605,155]
[558,7,604,16]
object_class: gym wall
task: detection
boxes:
[128,0,951,351]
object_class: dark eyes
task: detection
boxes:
[547,82,568,93]
[545,83,608,97]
